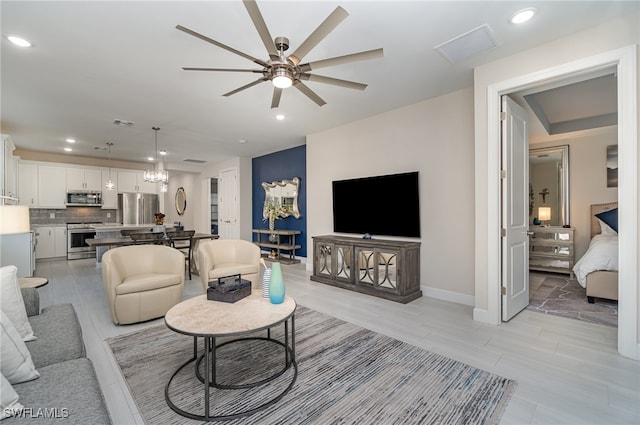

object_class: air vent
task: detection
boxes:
[434,24,499,63]
[113,119,135,127]
[184,159,207,164]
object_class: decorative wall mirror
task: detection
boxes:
[175,187,186,216]
[262,177,301,219]
[529,145,570,226]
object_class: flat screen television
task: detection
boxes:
[332,171,420,238]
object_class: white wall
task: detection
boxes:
[308,87,475,303]
[161,171,199,231]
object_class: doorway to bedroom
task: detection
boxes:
[513,70,619,328]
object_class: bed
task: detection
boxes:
[572,202,618,303]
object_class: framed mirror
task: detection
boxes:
[262,177,301,219]
[175,187,186,216]
[529,145,569,226]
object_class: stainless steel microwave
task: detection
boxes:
[66,191,102,207]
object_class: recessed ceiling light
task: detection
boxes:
[511,8,536,24]
[7,35,32,47]
[275,114,285,121]
[147,156,154,161]
[64,147,72,152]
[238,139,247,144]
[66,138,76,143]
[159,150,167,155]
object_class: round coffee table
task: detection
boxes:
[18,277,48,289]
[164,293,297,421]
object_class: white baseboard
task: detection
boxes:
[421,285,475,306]
[472,308,492,323]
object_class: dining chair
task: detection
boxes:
[166,230,196,279]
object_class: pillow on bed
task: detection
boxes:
[598,218,618,236]
[595,207,618,233]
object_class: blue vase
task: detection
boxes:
[269,262,285,304]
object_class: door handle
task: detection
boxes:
[526,231,534,236]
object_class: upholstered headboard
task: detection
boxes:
[590,202,618,238]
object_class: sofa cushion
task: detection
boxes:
[116,273,182,295]
[12,358,111,424]
[0,310,39,385]
[207,263,259,280]
[26,305,85,369]
[1,266,36,341]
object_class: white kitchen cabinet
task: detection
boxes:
[101,170,117,209]
[17,162,38,207]
[38,165,66,208]
[35,226,67,259]
[1,134,18,202]
[66,167,102,191]
[54,226,67,257]
[117,169,156,194]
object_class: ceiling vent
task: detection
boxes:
[113,119,135,127]
[434,24,499,64]
[184,159,207,164]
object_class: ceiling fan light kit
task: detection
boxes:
[177,0,383,108]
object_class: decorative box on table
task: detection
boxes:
[207,274,251,303]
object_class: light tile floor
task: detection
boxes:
[33,259,639,424]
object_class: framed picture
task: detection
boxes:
[606,145,618,188]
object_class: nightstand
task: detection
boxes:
[529,226,575,277]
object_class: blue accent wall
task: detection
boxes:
[252,145,307,257]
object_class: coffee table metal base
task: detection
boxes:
[165,317,297,421]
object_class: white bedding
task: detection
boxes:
[573,234,618,288]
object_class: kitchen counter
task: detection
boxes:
[93,224,155,231]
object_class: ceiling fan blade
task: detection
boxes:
[176,24,269,67]
[300,73,367,91]
[294,81,327,107]
[299,48,384,72]
[288,6,349,66]
[222,78,268,97]
[271,87,282,109]
[182,67,264,73]
[242,0,279,60]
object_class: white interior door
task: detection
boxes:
[501,95,530,321]
[218,167,239,240]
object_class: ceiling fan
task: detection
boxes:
[176,0,383,108]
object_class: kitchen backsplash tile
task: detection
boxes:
[30,207,118,225]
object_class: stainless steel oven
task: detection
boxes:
[67,223,98,260]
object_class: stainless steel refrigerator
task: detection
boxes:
[117,193,159,225]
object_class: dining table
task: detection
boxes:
[86,232,219,275]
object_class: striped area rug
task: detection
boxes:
[106,306,516,424]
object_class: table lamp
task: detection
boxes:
[538,206,551,226]
[0,205,31,234]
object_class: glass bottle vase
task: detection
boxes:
[269,262,285,304]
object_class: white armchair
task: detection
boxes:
[102,244,185,325]
[197,239,261,291]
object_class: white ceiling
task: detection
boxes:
[1,1,637,170]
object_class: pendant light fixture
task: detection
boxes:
[143,126,169,184]
[105,142,115,190]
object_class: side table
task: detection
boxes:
[18,277,49,289]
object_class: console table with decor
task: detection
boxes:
[252,229,301,264]
[310,235,421,303]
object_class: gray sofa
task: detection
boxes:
[7,288,111,424]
